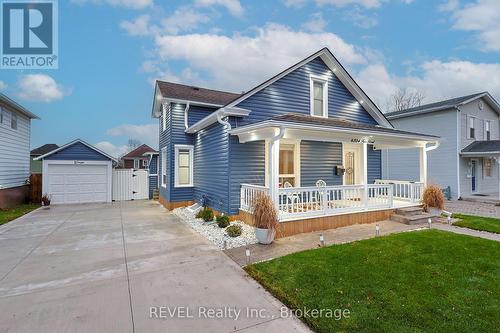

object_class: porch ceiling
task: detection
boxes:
[230,113,439,149]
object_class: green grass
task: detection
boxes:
[452,213,500,234]
[245,230,500,333]
[0,204,40,225]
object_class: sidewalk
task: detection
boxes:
[445,200,500,219]
[433,222,500,242]
[224,220,423,266]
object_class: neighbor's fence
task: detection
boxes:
[29,174,42,203]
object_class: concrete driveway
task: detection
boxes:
[0,201,308,333]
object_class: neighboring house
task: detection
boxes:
[35,139,116,204]
[151,47,438,232]
[383,92,500,200]
[120,144,157,169]
[0,93,39,208]
[30,144,59,173]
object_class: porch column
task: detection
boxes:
[362,143,368,208]
[268,138,280,211]
[419,146,428,186]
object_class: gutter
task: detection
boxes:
[185,107,251,133]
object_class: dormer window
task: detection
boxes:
[310,76,328,117]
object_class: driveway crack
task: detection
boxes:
[119,202,136,333]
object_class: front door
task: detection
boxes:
[471,160,477,192]
[344,150,356,185]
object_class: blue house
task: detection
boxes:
[151,48,439,234]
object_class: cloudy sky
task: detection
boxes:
[1,0,500,157]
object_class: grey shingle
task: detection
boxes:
[461,140,500,153]
[157,81,241,106]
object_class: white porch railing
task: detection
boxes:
[240,184,269,212]
[276,184,393,220]
[375,180,424,203]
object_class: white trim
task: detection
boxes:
[342,143,363,185]
[162,103,168,131]
[134,159,140,169]
[161,147,167,188]
[41,159,113,203]
[460,151,500,156]
[184,103,190,130]
[309,74,328,118]
[185,107,251,133]
[174,144,194,188]
[467,115,476,139]
[34,139,117,162]
[456,107,461,199]
[220,48,392,128]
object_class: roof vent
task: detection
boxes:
[192,87,200,91]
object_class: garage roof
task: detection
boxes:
[35,139,117,162]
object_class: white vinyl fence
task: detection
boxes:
[112,169,149,201]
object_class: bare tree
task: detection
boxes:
[386,88,426,112]
[127,139,142,151]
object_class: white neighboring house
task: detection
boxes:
[0,93,39,208]
[383,92,500,201]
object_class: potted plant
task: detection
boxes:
[41,194,51,207]
[422,184,445,215]
[252,192,279,244]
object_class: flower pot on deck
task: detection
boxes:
[255,228,276,245]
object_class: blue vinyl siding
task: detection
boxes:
[367,145,381,184]
[149,175,158,199]
[188,105,216,127]
[234,57,377,127]
[44,142,110,161]
[228,137,265,215]
[148,154,158,174]
[300,141,342,187]
[194,122,230,212]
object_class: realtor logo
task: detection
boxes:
[1,0,58,69]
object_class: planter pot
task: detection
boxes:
[428,207,442,216]
[255,228,276,245]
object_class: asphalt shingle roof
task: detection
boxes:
[385,92,485,118]
[265,113,439,139]
[461,140,500,153]
[122,144,157,158]
[157,81,241,106]
[30,144,59,156]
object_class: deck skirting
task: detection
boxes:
[236,208,394,238]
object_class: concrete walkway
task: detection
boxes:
[433,222,500,242]
[445,200,500,218]
[224,220,424,266]
[0,201,309,333]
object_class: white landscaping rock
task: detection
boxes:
[173,208,258,250]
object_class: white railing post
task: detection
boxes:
[388,186,393,207]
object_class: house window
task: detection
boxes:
[174,145,193,187]
[484,158,492,177]
[485,121,491,141]
[468,116,475,139]
[134,159,140,169]
[161,147,167,187]
[310,76,328,117]
[143,159,149,168]
[11,113,17,130]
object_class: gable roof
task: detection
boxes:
[31,144,59,156]
[35,139,117,161]
[386,92,500,119]
[0,93,40,119]
[157,81,241,106]
[221,47,393,128]
[121,144,157,159]
[461,140,500,155]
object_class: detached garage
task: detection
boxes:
[36,139,116,204]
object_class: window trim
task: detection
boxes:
[483,158,493,178]
[264,139,301,187]
[162,103,168,132]
[133,159,140,169]
[468,115,475,139]
[161,147,167,188]
[174,144,194,188]
[309,75,328,118]
[485,120,491,141]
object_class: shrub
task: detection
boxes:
[226,224,242,237]
[41,194,51,206]
[422,184,445,211]
[216,215,230,228]
[252,193,279,232]
[196,208,214,222]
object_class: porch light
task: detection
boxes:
[319,234,325,246]
[375,224,380,236]
[360,100,364,104]
[245,247,250,264]
[447,215,452,224]
[428,218,432,229]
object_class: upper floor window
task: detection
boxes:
[310,76,328,117]
[468,116,475,139]
[161,147,167,187]
[11,112,17,130]
[485,120,491,141]
[174,145,193,187]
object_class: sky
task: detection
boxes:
[1,0,500,157]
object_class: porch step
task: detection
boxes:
[390,213,437,225]
[152,189,159,200]
[394,206,424,216]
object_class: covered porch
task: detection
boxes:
[233,114,439,222]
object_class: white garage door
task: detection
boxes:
[47,163,110,204]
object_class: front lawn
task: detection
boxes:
[452,213,500,234]
[245,230,499,333]
[0,204,40,225]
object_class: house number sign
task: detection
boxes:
[350,138,375,144]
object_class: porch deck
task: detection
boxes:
[241,180,423,222]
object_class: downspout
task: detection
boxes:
[425,141,440,152]
[216,111,231,131]
[269,126,285,215]
[455,106,461,199]
[184,103,190,130]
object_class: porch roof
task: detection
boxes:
[461,140,500,156]
[230,113,439,148]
